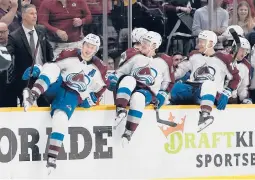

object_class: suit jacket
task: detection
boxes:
[7,24,54,100]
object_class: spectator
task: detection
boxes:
[0,0,21,33]
[172,52,190,83]
[228,0,255,18]
[230,1,255,35]
[107,56,115,70]
[7,4,54,107]
[192,0,229,50]
[38,0,92,57]
[172,52,184,68]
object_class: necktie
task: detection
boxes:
[28,30,35,58]
[6,59,14,84]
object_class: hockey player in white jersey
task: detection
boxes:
[172,30,240,132]
[22,33,107,174]
[227,37,252,104]
[108,31,175,147]
[109,28,148,90]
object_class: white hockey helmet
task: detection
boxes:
[132,28,148,43]
[83,33,101,52]
[198,30,218,47]
[142,31,162,49]
[239,37,251,53]
[222,25,244,40]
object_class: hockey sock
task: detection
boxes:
[47,110,68,165]
[32,63,60,97]
[125,92,145,133]
[116,76,136,108]
[200,81,217,113]
[31,75,51,97]
[200,94,215,113]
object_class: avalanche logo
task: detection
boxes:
[66,71,91,92]
[132,66,157,86]
[193,64,216,82]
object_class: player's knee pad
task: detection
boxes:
[51,109,69,135]
[130,92,146,110]
[200,80,217,97]
[40,63,60,84]
[118,76,137,92]
[136,89,152,106]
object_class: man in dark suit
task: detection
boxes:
[7,4,54,107]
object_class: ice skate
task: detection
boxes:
[197,111,214,133]
[46,157,56,176]
[121,129,133,148]
[113,107,127,130]
[22,88,37,112]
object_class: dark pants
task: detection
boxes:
[0,78,51,108]
[0,72,17,107]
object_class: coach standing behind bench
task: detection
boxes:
[7,4,53,107]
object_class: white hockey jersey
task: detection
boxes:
[249,47,255,89]
[231,59,251,101]
[175,51,240,92]
[54,49,108,100]
[116,48,175,94]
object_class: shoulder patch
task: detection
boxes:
[91,56,108,82]
[55,48,80,62]
[159,53,172,60]
[215,51,233,64]
[119,48,140,67]
[125,48,140,60]
[158,53,173,65]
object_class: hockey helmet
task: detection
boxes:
[132,28,148,43]
[198,30,218,47]
[142,31,162,49]
[239,37,251,53]
[83,33,101,52]
[222,25,244,40]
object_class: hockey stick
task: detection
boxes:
[229,28,241,61]
[154,101,177,127]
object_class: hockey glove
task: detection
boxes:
[155,90,168,109]
[79,92,98,108]
[242,98,253,104]
[107,73,118,91]
[217,88,232,110]
[22,64,42,80]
